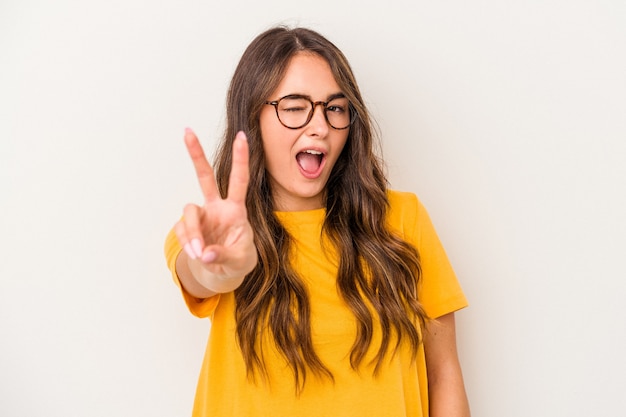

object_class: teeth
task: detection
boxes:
[304,150,322,155]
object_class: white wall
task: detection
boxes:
[1,1,625,416]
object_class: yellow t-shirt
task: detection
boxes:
[164,190,468,417]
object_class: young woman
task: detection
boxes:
[165,26,470,417]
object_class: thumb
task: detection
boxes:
[200,248,219,263]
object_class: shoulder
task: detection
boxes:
[386,189,423,240]
[386,189,439,246]
[386,189,426,220]
[387,189,419,211]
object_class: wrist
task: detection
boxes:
[185,254,246,294]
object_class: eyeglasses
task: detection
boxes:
[264,94,354,130]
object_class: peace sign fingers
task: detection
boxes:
[174,128,257,294]
[226,131,250,204]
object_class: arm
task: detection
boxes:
[173,128,257,299]
[175,249,241,298]
[424,312,471,417]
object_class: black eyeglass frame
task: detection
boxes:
[264,94,355,130]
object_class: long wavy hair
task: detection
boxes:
[213,26,428,392]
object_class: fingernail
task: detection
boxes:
[191,238,203,258]
[185,127,193,135]
[201,251,217,263]
[183,243,196,260]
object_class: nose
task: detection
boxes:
[306,102,330,136]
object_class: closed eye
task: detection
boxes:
[283,106,308,113]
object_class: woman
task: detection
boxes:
[165,26,470,417]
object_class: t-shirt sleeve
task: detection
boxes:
[389,191,468,319]
[164,227,221,318]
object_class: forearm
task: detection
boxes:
[428,360,471,417]
[175,250,245,298]
[424,313,471,417]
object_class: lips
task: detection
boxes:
[296,149,326,178]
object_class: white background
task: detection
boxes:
[1,1,625,416]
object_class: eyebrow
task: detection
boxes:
[282,92,346,101]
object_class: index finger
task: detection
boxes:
[184,128,219,201]
[226,131,250,204]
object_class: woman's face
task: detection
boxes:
[259,52,350,211]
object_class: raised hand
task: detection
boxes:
[173,128,257,295]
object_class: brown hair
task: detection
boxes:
[213,26,428,392]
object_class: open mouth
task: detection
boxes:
[296,150,325,177]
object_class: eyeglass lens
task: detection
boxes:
[276,96,351,129]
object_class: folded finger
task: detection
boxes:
[182,204,205,258]
[174,220,197,260]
